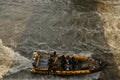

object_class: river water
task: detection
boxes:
[0,0,120,80]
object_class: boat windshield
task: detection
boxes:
[38,56,49,68]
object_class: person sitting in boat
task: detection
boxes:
[71,57,76,70]
[53,51,58,75]
[53,51,57,65]
[61,55,66,70]
[53,51,56,57]
[48,55,54,74]
[65,56,72,70]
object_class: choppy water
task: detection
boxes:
[0,0,120,80]
[1,40,100,80]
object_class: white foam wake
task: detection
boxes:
[0,39,31,78]
[0,39,15,78]
[5,53,32,76]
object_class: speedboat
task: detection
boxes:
[30,51,106,75]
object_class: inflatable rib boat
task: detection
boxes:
[30,51,106,75]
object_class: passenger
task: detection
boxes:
[53,51,57,65]
[71,57,76,70]
[65,56,70,64]
[48,55,54,74]
[61,55,66,70]
[53,51,56,57]
[65,56,71,70]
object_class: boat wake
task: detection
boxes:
[0,39,31,78]
[5,53,32,76]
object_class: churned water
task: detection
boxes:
[0,0,119,80]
